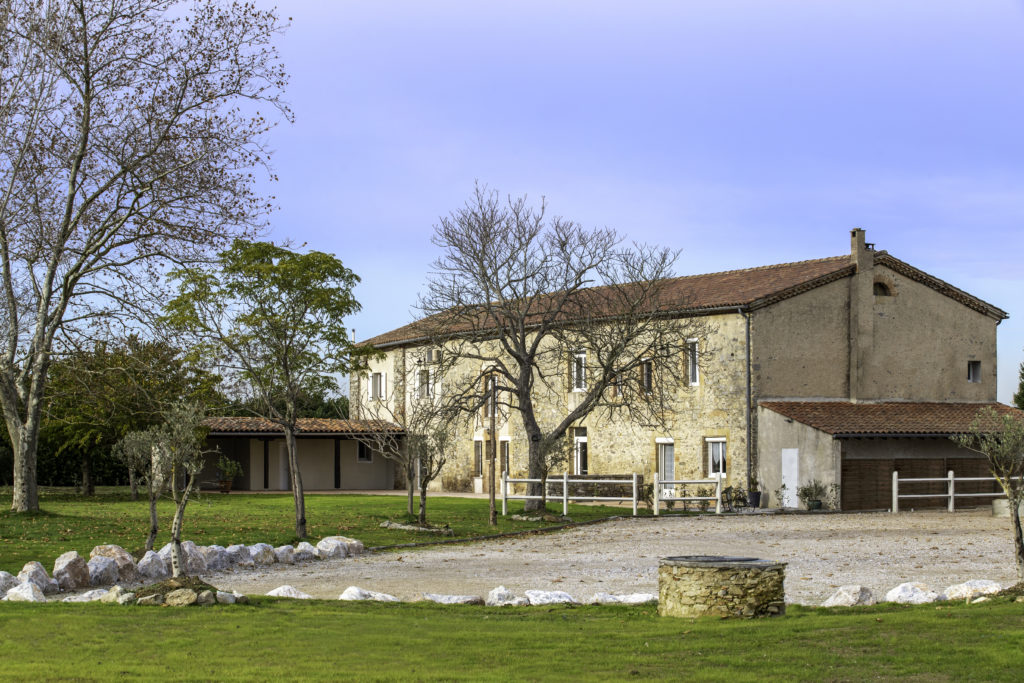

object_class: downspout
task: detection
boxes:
[739,306,752,492]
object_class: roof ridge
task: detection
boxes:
[668,254,849,282]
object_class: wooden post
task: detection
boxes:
[892,470,899,513]
[501,470,507,516]
[488,379,497,526]
[562,471,569,517]
[632,473,638,517]
[653,472,660,516]
[947,470,955,513]
[715,477,722,515]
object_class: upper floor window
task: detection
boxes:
[873,281,893,296]
[686,339,699,386]
[481,375,498,419]
[967,361,981,383]
[416,368,432,399]
[369,372,386,400]
[473,440,483,476]
[571,351,587,392]
[640,359,654,394]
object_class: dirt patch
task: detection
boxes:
[204,509,1018,605]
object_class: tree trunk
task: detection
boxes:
[80,451,94,496]
[524,428,544,512]
[129,468,139,502]
[1012,493,1024,584]
[285,425,306,538]
[146,482,159,552]
[11,424,39,512]
[406,457,415,518]
[418,471,429,526]
[169,474,195,578]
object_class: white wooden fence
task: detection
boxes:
[501,472,640,516]
[891,470,1018,512]
[652,473,723,515]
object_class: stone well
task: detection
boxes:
[658,556,786,619]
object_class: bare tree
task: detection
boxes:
[953,406,1024,582]
[112,424,168,552]
[355,351,453,524]
[0,0,289,512]
[419,185,711,511]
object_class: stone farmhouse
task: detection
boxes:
[351,229,1014,510]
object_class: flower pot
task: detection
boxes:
[806,499,822,511]
[748,491,761,508]
[218,480,233,494]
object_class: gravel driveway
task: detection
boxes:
[206,509,1019,605]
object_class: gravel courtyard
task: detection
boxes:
[208,509,1019,605]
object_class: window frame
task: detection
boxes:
[967,360,981,383]
[357,442,374,463]
[571,350,587,392]
[640,359,654,394]
[473,440,484,476]
[705,437,726,478]
[687,339,699,386]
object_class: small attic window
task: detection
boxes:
[873,281,892,296]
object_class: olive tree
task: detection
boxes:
[953,406,1024,582]
[0,0,289,512]
[164,240,369,539]
[418,185,711,511]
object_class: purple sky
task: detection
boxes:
[251,1,1024,403]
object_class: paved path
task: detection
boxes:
[207,509,1018,605]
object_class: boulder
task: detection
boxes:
[197,590,216,606]
[100,585,127,603]
[225,544,255,569]
[266,585,312,599]
[53,551,91,591]
[822,585,876,608]
[273,545,296,564]
[884,582,940,605]
[61,589,109,603]
[0,570,21,599]
[165,588,198,606]
[89,545,138,584]
[249,543,277,567]
[232,591,250,605]
[3,582,46,603]
[588,592,658,605]
[293,542,320,562]
[18,561,59,594]
[88,556,119,586]
[200,545,230,572]
[215,591,236,604]
[117,592,136,605]
[338,586,400,602]
[486,586,529,607]
[158,541,207,575]
[421,593,484,605]
[525,590,577,605]
[943,580,1003,601]
[137,593,164,606]
[137,551,170,582]
[319,535,365,556]
[315,538,349,560]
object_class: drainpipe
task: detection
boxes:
[739,307,752,492]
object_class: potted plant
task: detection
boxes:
[748,474,761,509]
[796,479,827,510]
[216,455,243,493]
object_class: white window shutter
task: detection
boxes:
[434,369,442,397]
[383,372,388,399]
[367,373,372,400]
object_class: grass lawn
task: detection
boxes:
[0,487,638,573]
[0,597,1022,680]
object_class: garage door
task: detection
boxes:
[841,457,999,511]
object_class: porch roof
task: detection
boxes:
[204,417,403,437]
[759,401,1023,438]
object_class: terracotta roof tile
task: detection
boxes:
[760,401,1024,436]
[203,417,402,435]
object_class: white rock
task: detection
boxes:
[18,561,59,594]
[822,585,876,607]
[3,582,46,602]
[338,586,400,602]
[225,544,255,568]
[971,596,991,604]
[137,551,170,581]
[61,589,109,603]
[943,580,1002,601]
[266,585,312,599]
[884,582,940,605]
[0,571,19,599]
[293,542,320,562]
[588,592,658,605]
[485,586,529,607]
[88,556,119,586]
[89,545,138,584]
[315,538,350,560]
[215,591,236,604]
[53,551,91,591]
[319,535,365,556]
[157,541,207,575]
[421,593,483,605]
[100,585,127,603]
[200,545,230,572]
[273,545,296,564]
[249,543,277,566]
[525,590,577,605]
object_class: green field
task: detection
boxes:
[0,488,636,573]
[1,597,1022,680]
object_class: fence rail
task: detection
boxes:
[891,470,1019,512]
[652,473,723,515]
[501,472,640,516]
